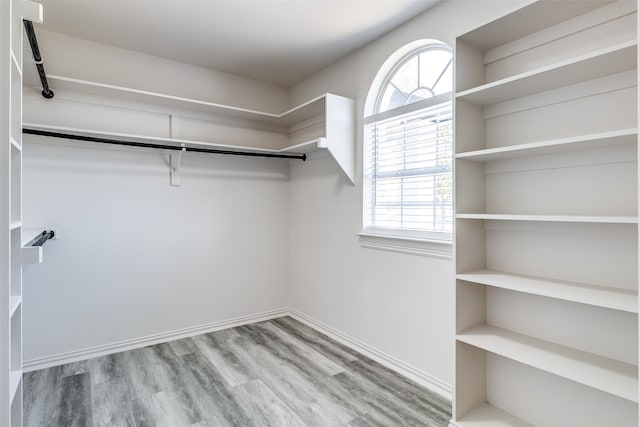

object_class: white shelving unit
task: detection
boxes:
[1,1,42,425]
[452,1,638,426]
[22,75,356,184]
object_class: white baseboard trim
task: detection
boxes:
[287,308,453,401]
[23,308,289,372]
[24,306,453,404]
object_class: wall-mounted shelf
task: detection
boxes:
[454,403,534,427]
[452,1,638,425]
[22,228,54,265]
[2,2,42,424]
[10,50,20,77]
[457,325,638,402]
[9,296,20,318]
[24,77,356,183]
[456,129,637,162]
[455,214,638,224]
[9,136,21,151]
[42,75,322,125]
[456,40,636,106]
[457,270,637,313]
[9,371,20,402]
[23,123,323,156]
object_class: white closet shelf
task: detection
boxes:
[42,75,326,126]
[456,214,638,223]
[10,50,21,77]
[455,129,637,162]
[21,228,46,247]
[457,325,638,402]
[22,227,53,265]
[457,0,611,51]
[452,403,534,427]
[10,136,21,151]
[9,371,20,403]
[9,296,21,318]
[23,123,330,155]
[457,269,637,313]
[456,40,637,106]
[10,221,21,230]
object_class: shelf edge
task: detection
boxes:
[23,123,319,157]
[457,269,637,313]
[10,296,21,318]
[455,128,638,161]
[9,370,21,403]
[455,214,638,224]
[457,325,638,402]
[455,40,637,103]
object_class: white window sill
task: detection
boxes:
[357,231,452,260]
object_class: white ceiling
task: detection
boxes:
[35,0,440,87]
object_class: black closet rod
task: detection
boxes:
[23,129,307,161]
[23,20,54,99]
[32,230,55,247]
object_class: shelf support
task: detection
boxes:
[170,144,185,186]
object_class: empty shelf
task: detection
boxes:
[456,41,637,106]
[9,297,20,318]
[457,270,637,313]
[9,371,20,403]
[456,214,638,224]
[457,325,638,402]
[454,403,534,427]
[455,129,637,162]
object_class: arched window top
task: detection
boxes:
[363,40,453,242]
[373,42,452,115]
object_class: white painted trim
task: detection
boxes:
[358,232,452,260]
[23,308,289,372]
[24,306,453,405]
[288,308,453,400]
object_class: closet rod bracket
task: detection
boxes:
[170,144,186,186]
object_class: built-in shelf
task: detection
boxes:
[455,129,637,162]
[456,40,637,106]
[41,75,325,126]
[457,325,638,402]
[457,270,637,313]
[10,136,21,151]
[455,214,638,224]
[9,296,21,318]
[453,0,638,424]
[21,227,49,265]
[456,0,613,52]
[10,50,21,77]
[23,81,356,183]
[9,371,21,403]
[21,228,46,248]
[24,122,327,155]
[9,221,21,230]
[453,403,534,427]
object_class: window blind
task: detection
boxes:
[364,101,453,239]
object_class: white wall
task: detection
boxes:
[33,29,289,114]
[21,0,521,392]
[22,139,290,362]
[287,0,519,389]
[21,30,294,363]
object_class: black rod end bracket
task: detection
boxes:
[42,89,54,99]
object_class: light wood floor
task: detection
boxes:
[23,316,451,426]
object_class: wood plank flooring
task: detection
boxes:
[23,316,451,426]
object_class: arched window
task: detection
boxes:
[363,41,453,241]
